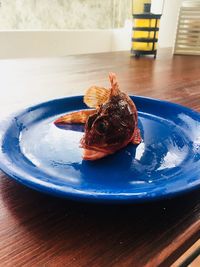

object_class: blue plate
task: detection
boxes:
[0,96,200,203]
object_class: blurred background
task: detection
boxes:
[0,0,189,58]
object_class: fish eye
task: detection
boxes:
[87,114,97,129]
[96,120,108,134]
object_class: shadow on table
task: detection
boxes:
[1,175,200,266]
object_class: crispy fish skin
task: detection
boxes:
[81,94,135,150]
[54,73,141,160]
[81,73,141,160]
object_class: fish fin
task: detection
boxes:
[82,148,111,160]
[109,72,120,96]
[54,109,96,125]
[84,86,110,108]
[131,128,142,145]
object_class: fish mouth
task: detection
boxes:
[81,138,133,160]
[82,148,112,161]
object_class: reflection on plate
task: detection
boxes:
[0,96,200,203]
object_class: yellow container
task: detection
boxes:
[134,18,160,28]
[133,30,158,39]
[132,42,157,51]
[132,0,151,14]
[132,14,161,57]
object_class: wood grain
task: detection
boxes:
[172,240,200,267]
[0,48,200,267]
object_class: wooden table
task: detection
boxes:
[0,48,200,267]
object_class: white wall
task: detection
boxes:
[0,30,113,58]
[158,0,183,47]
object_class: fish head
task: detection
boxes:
[81,94,135,152]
